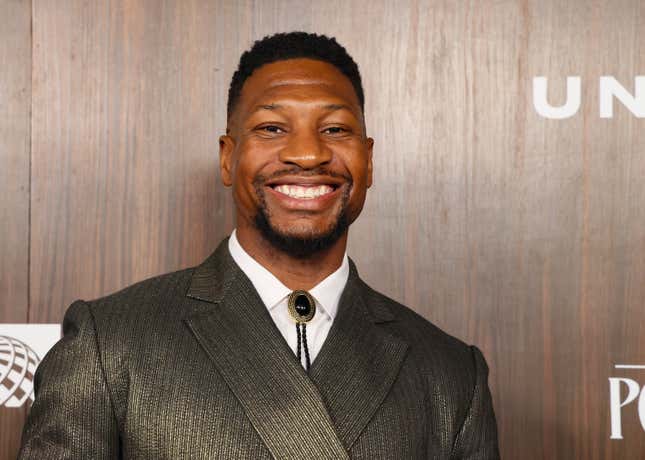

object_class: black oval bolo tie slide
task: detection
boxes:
[287,290,316,371]
[288,290,316,323]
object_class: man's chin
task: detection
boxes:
[254,212,348,258]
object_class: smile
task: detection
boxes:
[272,184,335,200]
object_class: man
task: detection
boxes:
[19,32,499,459]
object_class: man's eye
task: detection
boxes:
[258,125,284,134]
[322,126,347,135]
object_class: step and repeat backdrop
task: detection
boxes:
[1,0,644,458]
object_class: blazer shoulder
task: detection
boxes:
[359,280,482,380]
[65,265,204,371]
[360,281,470,351]
[359,282,490,417]
[83,265,197,321]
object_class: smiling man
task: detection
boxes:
[19,32,499,459]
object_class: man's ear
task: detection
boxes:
[366,137,374,188]
[219,134,235,187]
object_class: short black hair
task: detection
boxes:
[227,32,364,120]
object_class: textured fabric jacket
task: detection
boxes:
[19,237,500,459]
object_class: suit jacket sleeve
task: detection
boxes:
[449,345,500,460]
[18,300,120,459]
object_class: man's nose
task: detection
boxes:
[278,129,332,169]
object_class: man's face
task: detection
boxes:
[220,58,373,256]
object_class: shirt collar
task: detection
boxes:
[227,229,349,320]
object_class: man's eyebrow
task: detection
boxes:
[250,103,356,114]
[252,103,282,112]
[322,103,352,112]
[322,103,361,120]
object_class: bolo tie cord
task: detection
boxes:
[295,323,311,371]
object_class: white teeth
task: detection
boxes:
[273,184,334,199]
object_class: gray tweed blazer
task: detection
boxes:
[19,237,499,459]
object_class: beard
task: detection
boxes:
[252,169,352,258]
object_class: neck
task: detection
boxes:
[235,223,347,291]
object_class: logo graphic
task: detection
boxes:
[0,336,40,407]
[533,76,645,119]
[0,324,61,408]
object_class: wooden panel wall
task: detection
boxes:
[1,0,643,458]
[29,0,236,320]
[0,1,31,457]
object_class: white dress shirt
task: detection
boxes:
[227,229,349,369]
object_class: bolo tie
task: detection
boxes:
[287,290,316,371]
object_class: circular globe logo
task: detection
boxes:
[0,335,41,408]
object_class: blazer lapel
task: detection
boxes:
[184,239,349,459]
[309,258,409,450]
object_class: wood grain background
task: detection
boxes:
[1,0,644,458]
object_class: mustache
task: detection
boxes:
[253,167,352,187]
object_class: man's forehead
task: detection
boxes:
[237,59,361,114]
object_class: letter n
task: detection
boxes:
[600,76,645,118]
